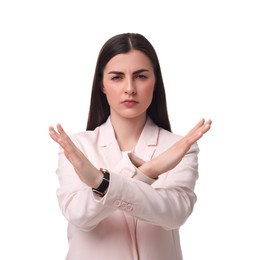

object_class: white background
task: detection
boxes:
[0,0,258,259]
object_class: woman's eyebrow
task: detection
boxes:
[108,71,124,75]
[108,69,149,75]
[133,69,149,74]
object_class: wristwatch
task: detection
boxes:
[92,168,110,197]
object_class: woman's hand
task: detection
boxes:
[129,118,212,179]
[49,124,103,188]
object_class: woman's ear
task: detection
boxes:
[100,82,106,94]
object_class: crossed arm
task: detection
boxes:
[49,118,212,189]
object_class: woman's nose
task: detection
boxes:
[124,79,136,95]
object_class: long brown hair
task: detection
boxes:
[86,33,171,132]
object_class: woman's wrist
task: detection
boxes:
[91,169,105,189]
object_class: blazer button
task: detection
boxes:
[113,200,121,207]
[126,204,133,211]
[120,201,127,210]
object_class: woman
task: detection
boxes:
[49,33,212,260]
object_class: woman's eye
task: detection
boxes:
[137,74,147,79]
[111,75,122,80]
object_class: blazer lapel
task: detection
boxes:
[98,117,160,169]
[98,118,122,169]
[134,117,160,162]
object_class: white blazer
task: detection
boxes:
[55,117,199,260]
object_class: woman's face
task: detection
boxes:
[102,50,155,121]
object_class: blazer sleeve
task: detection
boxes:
[101,142,199,230]
[55,145,117,232]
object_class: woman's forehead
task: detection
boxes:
[104,50,153,72]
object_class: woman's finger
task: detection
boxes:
[128,153,146,167]
[184,119,212,144]
[187,118,205,135]
[49,124,75,153]
[49,126,60,143]
[53,124,76,151]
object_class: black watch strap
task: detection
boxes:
[92,168,110,197]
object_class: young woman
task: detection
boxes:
[49,33,212,260]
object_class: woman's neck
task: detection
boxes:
[110,114,147,151]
